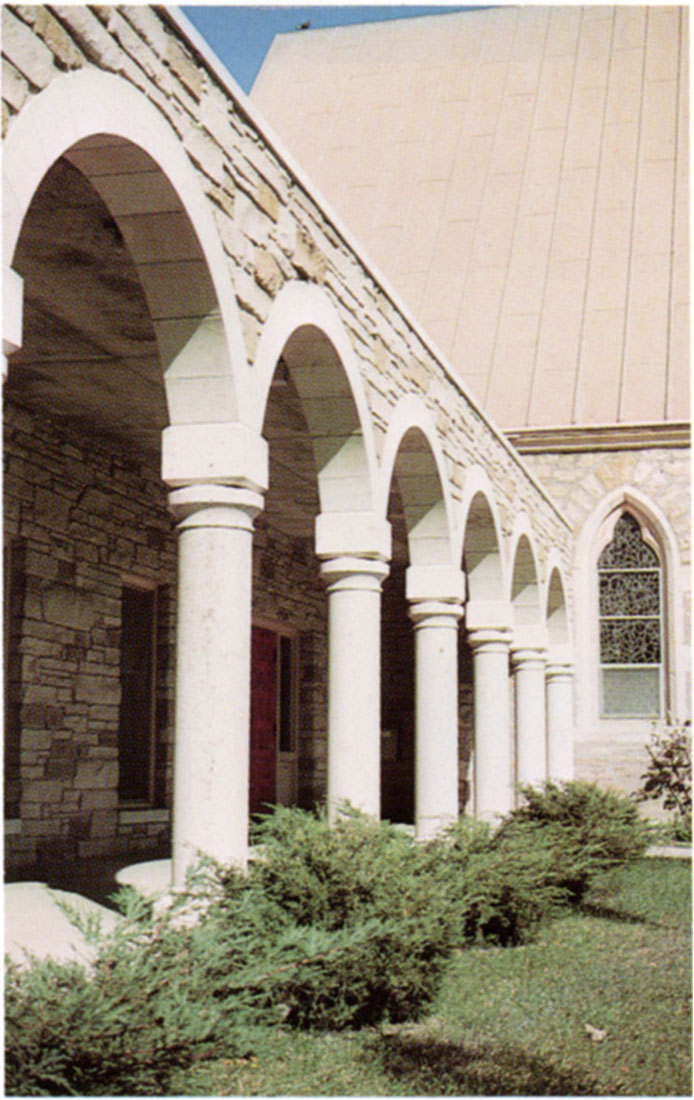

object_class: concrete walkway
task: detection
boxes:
[4,882,121,968]
[645,844,692,860]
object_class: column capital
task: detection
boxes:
[546,644,575,680]
[168,483,264,531]
[511,646,548,672]
[546,659,575,682]
[510,625,548,669]
[467,626,512,653]
[315,511,391,563]
[320,555,389,593]
[511,624,548,652]
[162,422,268,494]
[405,564,466,605]
[464,599,513,634]
[409,600,464,630]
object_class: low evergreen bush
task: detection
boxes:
[496,780,650,902]
[243,807,457,1023]
[5,790,652,1095]
[5,888,263,1096]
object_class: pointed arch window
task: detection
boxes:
[598,512,662,717]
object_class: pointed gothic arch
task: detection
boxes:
[574,487,687,728]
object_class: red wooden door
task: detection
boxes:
[250,626,277,814]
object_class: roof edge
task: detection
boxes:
[507,422,692,454]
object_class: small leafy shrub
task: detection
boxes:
[634,722,692,840]
[496,781,650,902]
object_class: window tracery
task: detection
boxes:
[598,512,662,716]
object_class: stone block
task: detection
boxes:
[67,814,92,840]
[75,674,121,706]
[43,583,96,631]
[33,7,84,69]
[292,228,328,284]
[89,809,118,839]
[200,83,234,149]
[77,838,116,858]
[24,681,61,702]
[80,788,118,812]
[22,779,65,804]
[166,34,202,100]
[21,729,53,752]
[255,179,279,222]
[26,549,59,580]
[2,8,56,87]
[254,248,285,295]
[234,189,275,245]
[76,487,112,518]
[46,742,78,780]
[120,5,169,55]
[54,5,122,70]
[207,181,235,220]
[75,758,119,791]
[2,59,30,113]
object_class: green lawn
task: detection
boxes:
[173,858,691,1097]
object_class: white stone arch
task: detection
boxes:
[508,516,543,634]
[379,396,456,567]
[253,281,378,514]
[457,468,507,603]
[574,485,687,728]
[3,68,250,424]
[544,551,572,651]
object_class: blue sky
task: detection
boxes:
[182,6,469,93]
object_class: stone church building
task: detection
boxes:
[2,5,689,888]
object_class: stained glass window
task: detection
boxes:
[598,513,662,716]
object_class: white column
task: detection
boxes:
[407,565,465,839]
[546,651,575,782]
[511,641,548,790]
[169,484,263,885]
[321,557,388,818]
[316,512,391,822]
[163,421,268,887]
[466,601,513,821]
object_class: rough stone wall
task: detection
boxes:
[522,447,690,562]
[4,402,339,869]
[524,445,690,797]
[4,402,177,870]
[1,4,573,578]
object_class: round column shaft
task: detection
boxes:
[169,484,262,886]
[546,659,575,781]
[469,628,513,820]
[512,646,548,790]
[321,556,388,821]
[409,598,463,839]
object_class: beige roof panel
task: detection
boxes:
[253,5,690,429]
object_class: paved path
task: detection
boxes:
[645,844,691,860]
[5,882,120,968]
